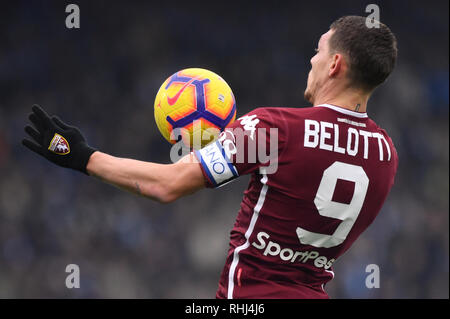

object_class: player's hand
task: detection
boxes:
[22,104,97,175]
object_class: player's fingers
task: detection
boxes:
[31,104,52,127]
[28,112,45,133]
[24,125,43,145]
[22,138,45,156]
[28,112,41,125]
[52,116,70,130]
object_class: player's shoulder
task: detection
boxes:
[247,106,314,115]
[368,119,398,160]
[360,114,399,166]
[363,116,395,143]
[242,106,316,125]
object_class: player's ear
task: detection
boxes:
[328,53,343,77]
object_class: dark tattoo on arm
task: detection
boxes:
[135,182,142,195]
[355,103,361,112]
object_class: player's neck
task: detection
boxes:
[313,86,370,113]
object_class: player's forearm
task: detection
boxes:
[86,151,174,203]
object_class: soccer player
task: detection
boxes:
[23,16,398,299]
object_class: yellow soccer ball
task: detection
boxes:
[154,68,236,149]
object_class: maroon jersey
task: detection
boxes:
[194,104,398,299]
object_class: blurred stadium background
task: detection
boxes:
[0,0,448,298]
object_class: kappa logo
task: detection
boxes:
[48,133,70,155]
[238,114,260,140]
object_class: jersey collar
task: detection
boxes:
[316,104,368,118]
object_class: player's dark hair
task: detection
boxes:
[329,15,398,91]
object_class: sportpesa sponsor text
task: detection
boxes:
[252,231,335,269]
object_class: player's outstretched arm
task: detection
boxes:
[22,105,205,203]
[86,151,205,203]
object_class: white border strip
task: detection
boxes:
[227,172,269,299]
[318,104,368,118]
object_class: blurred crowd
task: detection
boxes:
[0,0,448,298]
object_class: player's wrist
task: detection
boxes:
[85,150,102,176]
[77,144,98,175]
